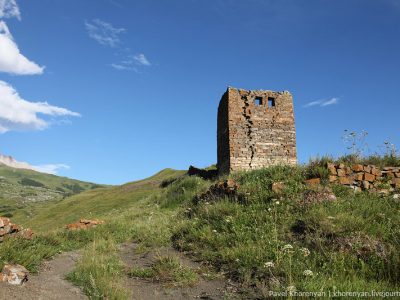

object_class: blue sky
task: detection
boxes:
[0,0,399,184]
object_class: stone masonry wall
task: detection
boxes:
[217,87,297,174]
[327,163,400,192]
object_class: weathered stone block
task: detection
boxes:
[337,169,346,177]
[371,168,382,176]
[352,164,364,172]
[339,177,351,185]
[364,173,375,182]
[362,181,370,189]
[364,165,372,173]
[355,173,364,181]
[329,175,337,182]
[327,163,337,175]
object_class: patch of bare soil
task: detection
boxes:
[119,242,240,300]
[0,251,86,300]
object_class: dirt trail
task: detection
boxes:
[119,242,240,300]
[0,251,87,300]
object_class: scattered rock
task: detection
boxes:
[0,217,33,242]
[393,194,400,200]
[66,219,105,230]
[0,264,29,285]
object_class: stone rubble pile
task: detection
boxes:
[0,264,29,285]
[66,219,105,230]
[0,217,34,242]
[327,163,400,192]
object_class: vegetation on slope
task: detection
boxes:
[1,155,400,299]
[173,165,400,297]
[0,164,104,226]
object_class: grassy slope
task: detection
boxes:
[28,168,186,232]
[2,161,399,298]
[0,164,105,226]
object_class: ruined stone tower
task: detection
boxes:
[217,87,297,174]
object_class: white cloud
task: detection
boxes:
[0,0,20,20]
[0,21,44,75]
[85,19,125,47]
[111,53,151,71]
[133,53,151,66]
[303,97,339,108]
[32,164,70,175]
[110,62,137,72]
[0,80,80,133]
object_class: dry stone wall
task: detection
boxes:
[217,87,297,174]
[328,163,400,192]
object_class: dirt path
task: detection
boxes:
[0,251,87,300]
[119,242,240,300]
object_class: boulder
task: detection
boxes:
[0,264,29,285]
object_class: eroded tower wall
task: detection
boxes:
[217,87,297,174]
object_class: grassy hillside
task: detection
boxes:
[1,160,399,298]
[28,168,186,231]
[0,164,105,225]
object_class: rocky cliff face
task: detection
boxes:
[0,154,35,171]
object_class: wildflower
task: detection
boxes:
[274,201,280,205]
[212,229,217,233]
[300,247,310,257]
[235,258,240,262]
[303,269,314,277]
[264,261,274,268]
[282,244,293,252]
[268,208,272,212]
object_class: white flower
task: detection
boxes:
[212,229,217,233]
[282,244,293,252]
[303,269,313,277]
[267,208,272,212]
[300,247,310,257]
[275,201,280,205]
[264,261,274,268]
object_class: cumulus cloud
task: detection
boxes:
[0,80,80,133]
[0,0,20,20]
[85,19,125,47]
[0,21,44,75]
[303,97,339,108]
[32,164,70,175]
[133,53,151,66]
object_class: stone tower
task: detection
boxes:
[217,87,297,174]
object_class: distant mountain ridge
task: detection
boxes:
[0,154,36,171]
